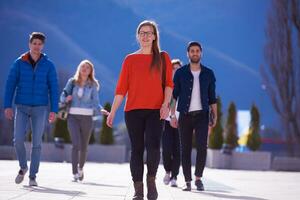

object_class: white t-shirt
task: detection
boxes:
[77,87,84,98]
[189,70,203,112]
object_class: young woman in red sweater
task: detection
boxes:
[107,20,173,200]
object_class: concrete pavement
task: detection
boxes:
[0,160,299,200]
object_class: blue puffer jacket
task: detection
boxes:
[4,52,59,112]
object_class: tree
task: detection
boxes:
[247,104,261,151]
[262,0,300,155]
[224,102,238,149]
[52,118,71,143]
[100,102,114,145]
[208,96,224,149]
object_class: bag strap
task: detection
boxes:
[161,52,166,91]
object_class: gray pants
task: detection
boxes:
[67,114,93,174]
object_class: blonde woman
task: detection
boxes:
[60,60,108,181]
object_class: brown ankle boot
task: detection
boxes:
[147,176,158,200]
[133,181,144,200]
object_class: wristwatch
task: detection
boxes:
[170,114,176,119]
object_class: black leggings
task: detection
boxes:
[125,109,163,182]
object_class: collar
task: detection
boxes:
[20,51,45,63]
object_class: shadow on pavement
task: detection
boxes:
[23,185,86,196]
[81,181,128,188]
[192,191,269,200]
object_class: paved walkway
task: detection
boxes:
[0,160,299,200]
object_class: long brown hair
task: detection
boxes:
[136,20,162,72]
[73,59,100,90]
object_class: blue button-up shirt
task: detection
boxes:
[173,63,217,114]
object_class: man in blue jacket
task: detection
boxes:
[170,41,217,191]
[4,32,59,186]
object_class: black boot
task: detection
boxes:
[147,176,158,200]
[195,179,204,191]
[182,182,191,191]
[133,181,144,200]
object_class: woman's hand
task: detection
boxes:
[160,103,169,120]
[66,95,72,103]
[101,109,110,116]
[106,112,115,128]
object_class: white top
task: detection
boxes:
[69,107,94,116]
[189,70,203,112]
[77,87,84,98]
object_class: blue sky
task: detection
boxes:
[0,0,278,129]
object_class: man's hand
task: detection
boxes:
[4,108,14,120]
[170,117,178,128]
[48,112,56,123]
[209,112,217,127]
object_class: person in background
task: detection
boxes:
[170,41,217,191]
[162,59,182,187]
[60,60,109,182]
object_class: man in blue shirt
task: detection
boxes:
[4,32,59,186]
[170,41,217,191]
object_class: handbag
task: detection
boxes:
[58,79,75,120]
[58,102,70,120]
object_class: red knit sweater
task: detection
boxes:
[115,52,173,111]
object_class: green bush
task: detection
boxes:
[208,96,224,149]
[100,102,114,145]
[224,102,239,149]
[52,118,71,143]
[247,104,261,151]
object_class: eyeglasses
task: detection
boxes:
[138,31,154,37]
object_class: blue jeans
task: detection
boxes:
[14,105,48,179]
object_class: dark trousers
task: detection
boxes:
[162,121,180,179]
[178,110,209,182]
[125,109,163,182]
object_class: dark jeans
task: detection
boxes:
[178,110,209,182]
[125,109,163,182]
[162,121,180,179]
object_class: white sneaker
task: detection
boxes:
[73,173,79,182]
[170,178,177,187]
[163,173,171,185]
[78,168,84,181]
